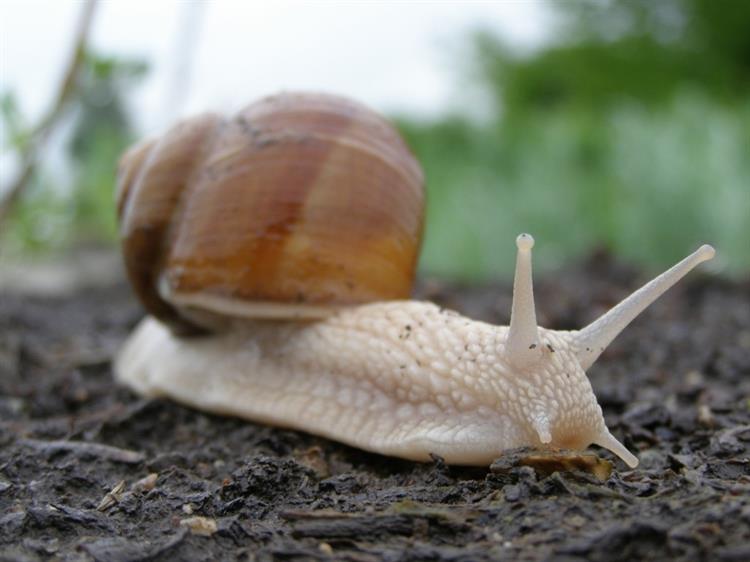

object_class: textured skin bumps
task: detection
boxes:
[115,237,714,467]
[116,301,606,466]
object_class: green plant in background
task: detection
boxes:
[476,0,750,117]
[66,52,147,242]
[399,97,750,280]
[1,50,147,253]
[2,0,748,281]
[398,0,750,279]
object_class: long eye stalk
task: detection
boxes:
[506,234,542,368]
[574,245,715,370]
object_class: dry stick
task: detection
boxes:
[0,0,98,230]
[18,438,145,464]
[162,0,205,123]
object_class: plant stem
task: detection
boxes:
[0,0,98,230]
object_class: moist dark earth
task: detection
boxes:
[1,253,749,561]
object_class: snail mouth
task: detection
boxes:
[553,434,585,450]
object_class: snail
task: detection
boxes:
[114,91,715,468]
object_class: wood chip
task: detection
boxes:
[97,480,126,512]
[490,448,613,481]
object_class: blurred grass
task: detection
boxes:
[399,94,749,280]
[2,129,122,254]
[2,49,142,256]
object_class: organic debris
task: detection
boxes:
[1,255,749,560]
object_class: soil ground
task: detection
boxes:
[1,252,749,561]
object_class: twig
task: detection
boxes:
[163,1,205,123]
[18,438,145,464]
[0,0,98,229]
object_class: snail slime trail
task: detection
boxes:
[115,91,716,467]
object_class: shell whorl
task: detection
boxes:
[116,92,425,334]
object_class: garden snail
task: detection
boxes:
[115,91,715,468]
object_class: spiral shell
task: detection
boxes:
[116,92,425,333]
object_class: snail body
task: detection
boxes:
[115,92,715,468]
[119,300,611,466]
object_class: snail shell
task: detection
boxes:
[116,92,425,334]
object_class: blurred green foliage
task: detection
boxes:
[477,0,750,117]
[2,50,146,253]
[399,96,749,279]
[2,0,748,280]
[399,0,750,279]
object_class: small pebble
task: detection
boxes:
[180,516,217,536]
[697,404,715,427]
[131,473,158,493]
[504,485,522,502]
[569,515,586,528]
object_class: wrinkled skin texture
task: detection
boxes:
[118,302,610,466]
[118,240,713,468]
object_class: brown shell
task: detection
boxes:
[116,92,425,334]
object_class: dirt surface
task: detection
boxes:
[1,252,749,561]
